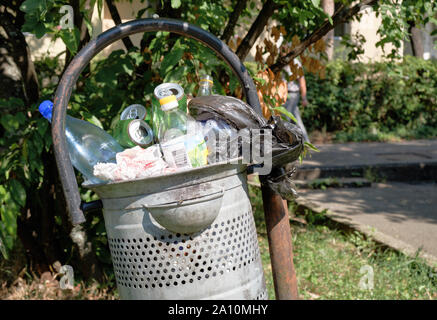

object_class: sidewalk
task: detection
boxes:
[293,139,437,267]
[295,139,437,181]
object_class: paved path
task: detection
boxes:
[301,139,437,168]
[294,139,437,267]
[297,182,437,266]
[295,139,437,181]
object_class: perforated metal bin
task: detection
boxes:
[52,18,298,300]
[85,161,267,299]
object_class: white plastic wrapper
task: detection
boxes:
[93,145,176,182]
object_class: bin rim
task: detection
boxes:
[83,157,247,189]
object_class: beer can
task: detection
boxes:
[154,83,184,101]
[153,83,187,110]
[120,104,147,120]
[113,119,154,148]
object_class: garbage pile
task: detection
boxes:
[39,74,304,199]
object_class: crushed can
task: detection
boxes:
[120,104,147,121]
[113,119,154,148]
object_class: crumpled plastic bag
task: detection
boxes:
[188,95,304,199]
[266,165,299,201]
[93,145,176,182]
[267,115,304,168]
[189,95,267,130]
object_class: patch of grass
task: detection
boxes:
[249,185,437,300]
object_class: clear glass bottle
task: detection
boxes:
[38,100,124,184]
[197,75,213,96]
[158,95,207,169]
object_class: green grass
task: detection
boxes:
[249,185,437,300]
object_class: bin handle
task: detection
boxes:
[52,18,262,225]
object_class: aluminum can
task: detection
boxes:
[120,104,147,120]
[154,83,184,101]
[113,119,154,148]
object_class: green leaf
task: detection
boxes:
[19,0,41,13]
[273,106,298,123]
[304,141,320,152]
[83,15,94,38]
[60,28,80,54]
[34,22,48,38]
[0,113,26,132]
[160,46,185,78]
[0,222,10,259]
[171,0,181,9]
[311,0,320,8]
[9,179,26,208]
[1,203,18,237]
[80,112,104,129]
[229,76,239,93]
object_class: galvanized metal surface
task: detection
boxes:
[86,162,267,300]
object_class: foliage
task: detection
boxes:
[303,56,437,141]
[0,96,52,258]
[20,0,104,55]
[376,0,437,58]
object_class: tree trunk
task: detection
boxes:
[105,0,134,51]
[322,0,335,61]
[408,21,424,58]
[221,0,248,43]
[236,0,280,61]
[0,9,39,105]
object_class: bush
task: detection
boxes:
[303,56,437,141]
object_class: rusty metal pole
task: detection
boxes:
[260,175,299,300]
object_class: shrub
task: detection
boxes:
[303,56,437,141]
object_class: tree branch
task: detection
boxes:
[0,10,39,104]
[105,0,134,51]
[236,0,280,60]
[221,0,248,43]
[408,21,424,58]
[269,0,379,73]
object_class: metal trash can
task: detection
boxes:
[51,18,278,300]
[85,161,267,299]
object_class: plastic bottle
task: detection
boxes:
[197,75,213,96]
[38,100,124,184]
[157,95,207,169]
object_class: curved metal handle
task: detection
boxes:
[52,18,262,225]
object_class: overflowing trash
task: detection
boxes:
[93,145,175,182]
[39,76,304,199]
